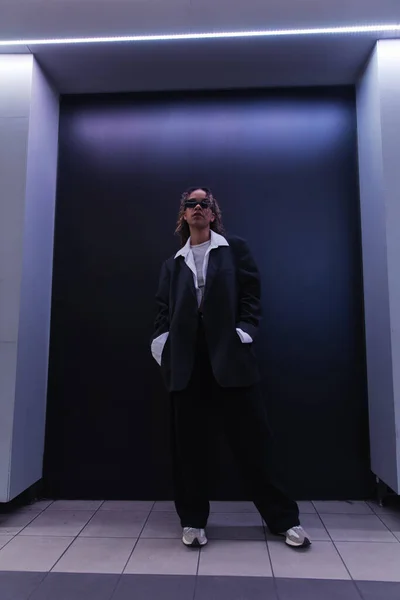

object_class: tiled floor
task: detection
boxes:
[0,499,399,599]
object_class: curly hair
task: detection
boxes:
[175,187,225,247]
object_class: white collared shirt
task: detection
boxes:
[151,231,252,366]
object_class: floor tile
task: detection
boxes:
[20,510,95,537]
[0,571,45,600]
[124,538,199,575]
[298,501,317,514]
[47,500,103,511]
[268,541,350,580]
[0,536,73,572]
[29,572,119,600]
[198,540,272,577]
[194,575,277,599]
[336,541,400,581]
[141,511,181,538]
[356,580,400,600]
[24,501,54,512]
[367,500,400,516]
[377,513,400,541]
[153,501,176,512]
[51,537,136,574]
[0,536,13,550]
[113,574,196,600]
[313,501,373,515]
[100,501,154,512]
[207,512,265,540]
[79,510,148,538]
[210,501,258,513]
[320,514,397,542]
[275,577,362,600]
[295,513,330,541]
[0,511,41,535]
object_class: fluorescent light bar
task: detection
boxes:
[0,23,399,47]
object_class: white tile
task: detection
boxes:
[47,500,103,511]
[313,501,373,515]
[20,510,95,537]
[207,512,265,540]
[80,510,148,538]
[296,513,330,542]
[153,501,175,512]
[0,536,12,550]
[268,540,350,580]
[124,538,199,575]
[52,537,136,574]
[0,535,73,572]
[367,501,400,516]
[320,513,397,542]
[210,501,257,513]
[0,56,33,117]
[336,541,400,582]
[298,501,317,514]
[199,540,272,577]
[24,500,54,511]
[379,514,400,541]
[141,511,181,538]
[0,510,40,535]
[100,501,153,512]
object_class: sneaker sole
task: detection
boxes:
[182,538,208,548]
[285,536,312,548]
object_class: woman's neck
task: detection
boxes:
[190,227,211,246]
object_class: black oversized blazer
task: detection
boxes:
[152,235,261,392]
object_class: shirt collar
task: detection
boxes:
[175,230,229,259]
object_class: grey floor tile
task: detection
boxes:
[336,541,400,581]
[275,577,362,600]
[80,510,148,538]
[23,501,54,512]
[141,511,181,538]
[320,514,397,542]
[377,513,400,540]
[0,511,42,535]
[194,575,277,599]
[152,501,176,512]
[124,538,199,575]
[298,501,317,514]
[29,572,119,600]
[101,501,154,512]
[20,510,95,537]
[210,501,258,513]
[356,580,400,600]
[0,536,13,550]
[198,540,272,577]
[52,537,136,574]
[367,501,400,516]
[0,571,45,600]
[47,500,103,511]
[207,512,265,541]
[268,541,350,580]
[313,501,373,515]
[0,536,74,572]
[112,574,196,600]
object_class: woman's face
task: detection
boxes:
[183,189,215,229]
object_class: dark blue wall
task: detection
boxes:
[44,88,373,500]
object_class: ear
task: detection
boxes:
[210,213,216,223]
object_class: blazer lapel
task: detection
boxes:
[177,257,197,300]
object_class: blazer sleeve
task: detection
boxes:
[232,238,262,341]
[152,260,171,342]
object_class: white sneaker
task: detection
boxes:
[284,525,311,548]
[182,527,208,547]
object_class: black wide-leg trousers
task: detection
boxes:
[170,319,300,533]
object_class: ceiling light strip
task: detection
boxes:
[0,23,400,46]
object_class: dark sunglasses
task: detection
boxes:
[184,199,212,210]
